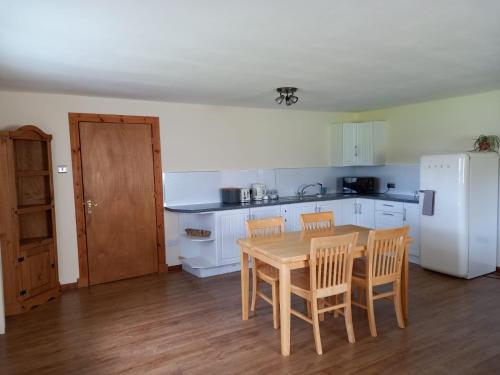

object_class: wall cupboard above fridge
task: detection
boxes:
[329,121,386,166]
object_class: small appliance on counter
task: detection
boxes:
[267,189,279,200]
[221,188,250,204]
[240,188,251,202]
[250,183,266,201]
[342,177,378,194]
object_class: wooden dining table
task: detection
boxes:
[237,224,411,356]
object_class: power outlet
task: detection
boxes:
[387,182,396,189]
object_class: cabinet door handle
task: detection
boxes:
[403,208,407,221]
[359,204,362,214]
[383,212,394,216]
[354,145,358,157]
[383,204,394,207]
[354,204,358,215]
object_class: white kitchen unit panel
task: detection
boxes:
[341,123,357,166]
[330,121,386,167]
[340,199,357,225]
[357,198,375,228]
[249,205,281,220]
[316,200,343,225]
[216,208,249,265]
[355,122,374,166]
[375,211,404,229]
[281,202,317,231]
[375,200,404,213]
[403,203,420,262]
[340,198,375,227]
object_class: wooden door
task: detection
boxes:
[78,121,160,285]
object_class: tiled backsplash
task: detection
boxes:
[164,164,419,205]
[354,164,420,196]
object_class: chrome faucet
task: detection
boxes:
[298,182,323,198]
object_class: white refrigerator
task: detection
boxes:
[420,152,499,279]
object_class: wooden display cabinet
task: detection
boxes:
[0,125,60,315]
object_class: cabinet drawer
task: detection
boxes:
[375,200,404,213]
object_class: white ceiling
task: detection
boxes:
[1,0,499,111]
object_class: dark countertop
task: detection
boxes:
[165,193,419,213]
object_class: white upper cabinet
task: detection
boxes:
[330,121,386,166]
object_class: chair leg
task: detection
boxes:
[394,280,405,329]
[251,263,257,313]
[318,299,325,322]
[366,286,377,337]
[271,281,280,330]
[306,301,312,318]
[333,295,339,318]
[344,292,356,344]
[311,298,323,355]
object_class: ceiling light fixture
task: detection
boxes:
[275,87,298,106]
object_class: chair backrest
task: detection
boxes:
[309,232,358,298]
[246,216,285,238]
[366,226,409,285]
[300,211,335,232]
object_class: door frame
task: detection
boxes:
[68,113,166,287]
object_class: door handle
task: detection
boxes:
[83,199,98,215]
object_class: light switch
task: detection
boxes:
[57,165,68,173]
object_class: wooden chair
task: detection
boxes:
[351,226,409,337]
[300,211,335,232]
[246,217,284,329]
[290,232,359,355]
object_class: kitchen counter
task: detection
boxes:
[165,193,419,213]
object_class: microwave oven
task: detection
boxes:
[342,177,378,194]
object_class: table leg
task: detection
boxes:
[241,247,249,320]
[402,244,409,322]
[279,264,291,356]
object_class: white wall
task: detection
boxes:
[0,90,355,283]
[358,90,500,164]
[358,90,500,266]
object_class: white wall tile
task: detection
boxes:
[354,164,420,195]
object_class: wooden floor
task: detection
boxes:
[1,265,499,375]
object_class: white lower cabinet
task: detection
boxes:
[281,202,317,231]
[374,200,420,264]
[341,198,375,227]
[375,211,404,228]
[184,197,420,278]
[357,199,375,228]
[316,200,343,224]
[340,199,357,225]
[249,205,281,220]
[216,208,249,265]
[403,203,420,261]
